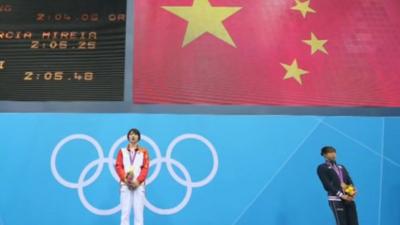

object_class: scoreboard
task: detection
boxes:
[0,0,126,101]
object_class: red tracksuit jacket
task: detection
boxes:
[115,147,150,184]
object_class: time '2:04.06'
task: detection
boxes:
[24,71,94,81]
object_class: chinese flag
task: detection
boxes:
[133,0,400,106]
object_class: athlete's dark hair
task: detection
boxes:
[321,146,336,156]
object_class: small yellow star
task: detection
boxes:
[291,0,316,18]
[162,0,242,47]
[303,32,328,55]
[281,59,309,85]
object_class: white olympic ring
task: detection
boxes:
[50,133,218,216]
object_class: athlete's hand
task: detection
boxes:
[126,180,136,190]
[132,180,140,188]
[341,195,353,201]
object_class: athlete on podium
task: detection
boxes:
[115,128,150,225]
[317,146,359,225]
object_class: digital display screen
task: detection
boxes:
[0,0,126,101]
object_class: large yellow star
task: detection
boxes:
[162,0,241,47]
[291,0,316,18]
[281,59,309,85]
[303,32,328,55]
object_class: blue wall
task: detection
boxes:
[0,114,398,225]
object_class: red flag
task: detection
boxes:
[133,0,400,106]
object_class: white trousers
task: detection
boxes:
[120,184,145,225]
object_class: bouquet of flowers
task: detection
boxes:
[344,184,356,197]
[126,169,136,190]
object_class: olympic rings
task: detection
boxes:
[50,133,218,216]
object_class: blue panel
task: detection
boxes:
[0,114,398,225]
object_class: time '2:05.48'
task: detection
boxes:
[24,71,94,81]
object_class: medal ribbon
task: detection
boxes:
[129,148,138,167]
[329,161,344,183]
